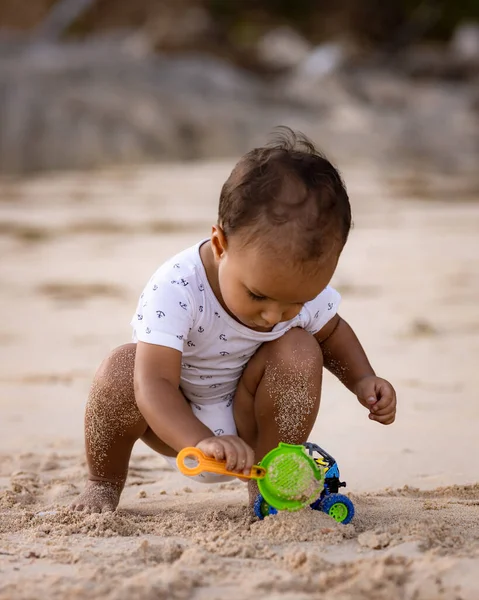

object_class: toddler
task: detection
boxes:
[72,128,396,513]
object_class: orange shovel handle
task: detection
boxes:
[176,447,266,480]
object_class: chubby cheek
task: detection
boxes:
[218,273,252,318]
[224,288,255,320]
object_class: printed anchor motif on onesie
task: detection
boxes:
[171,278,189,286]
[131,239,342,407]
[223,392,234,408]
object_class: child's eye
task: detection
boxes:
[247,290,267,301]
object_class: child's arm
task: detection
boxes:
[314,315,397,424]
[134,341,254,473]
[135,341,212,448]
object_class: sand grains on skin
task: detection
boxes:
[265,353,319,442]
[70,480,122,513]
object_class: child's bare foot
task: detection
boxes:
[71,480,122,513]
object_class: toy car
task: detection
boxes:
[253,442,355,524]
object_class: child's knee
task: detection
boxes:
[91,343,136,406]
[96,343,136,386]
[267,328,322,372]
[87,343,143,429]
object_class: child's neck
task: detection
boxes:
[199,240,225,310]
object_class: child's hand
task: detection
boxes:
[196,435,255,475]
[355,375,397,425]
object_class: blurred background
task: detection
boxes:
[0,1,478,492]
[0,0,478,180]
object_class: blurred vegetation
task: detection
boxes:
[1,0,478,53]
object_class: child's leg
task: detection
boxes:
[233,328,323,504]
[71,343,174,513]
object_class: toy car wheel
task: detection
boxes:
[253,494,278,520]
[318,493,355,524]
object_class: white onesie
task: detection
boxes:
[131,239,340,480]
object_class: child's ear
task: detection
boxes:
[211,224,228,261]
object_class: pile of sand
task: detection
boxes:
[1,450,478,600]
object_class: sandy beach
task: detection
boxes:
[1,160,478,599]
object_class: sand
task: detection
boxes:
[1,160,479,599]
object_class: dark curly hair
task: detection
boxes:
[218,127,352,263]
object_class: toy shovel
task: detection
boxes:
[177,442,325,511]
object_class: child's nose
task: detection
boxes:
[260,308,283,326]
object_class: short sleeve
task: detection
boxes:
[302,285,341,335]
[131,275,195,352]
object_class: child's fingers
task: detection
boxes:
[224,439,243,472]
[222,438,256,474]
[233,439,255,475]
[243,444,255,474]
[370,390,396,413]
[196,436,255,475]
[199,439,226,461]
[381,413,395,424]
[223,437,251,472]
[369,411,395,424]
[370,400,395,416]
[230,437,255,473]
[213,444,227,461]
[369,398,389,412]
[372,403,396,419]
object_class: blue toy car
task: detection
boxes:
[254,442,355,524]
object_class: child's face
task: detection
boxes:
[211,228,340,332]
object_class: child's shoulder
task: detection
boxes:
[135,241,208,327]
[297,285,341,334]
[149,240,205,286]
[302,285,340,314]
